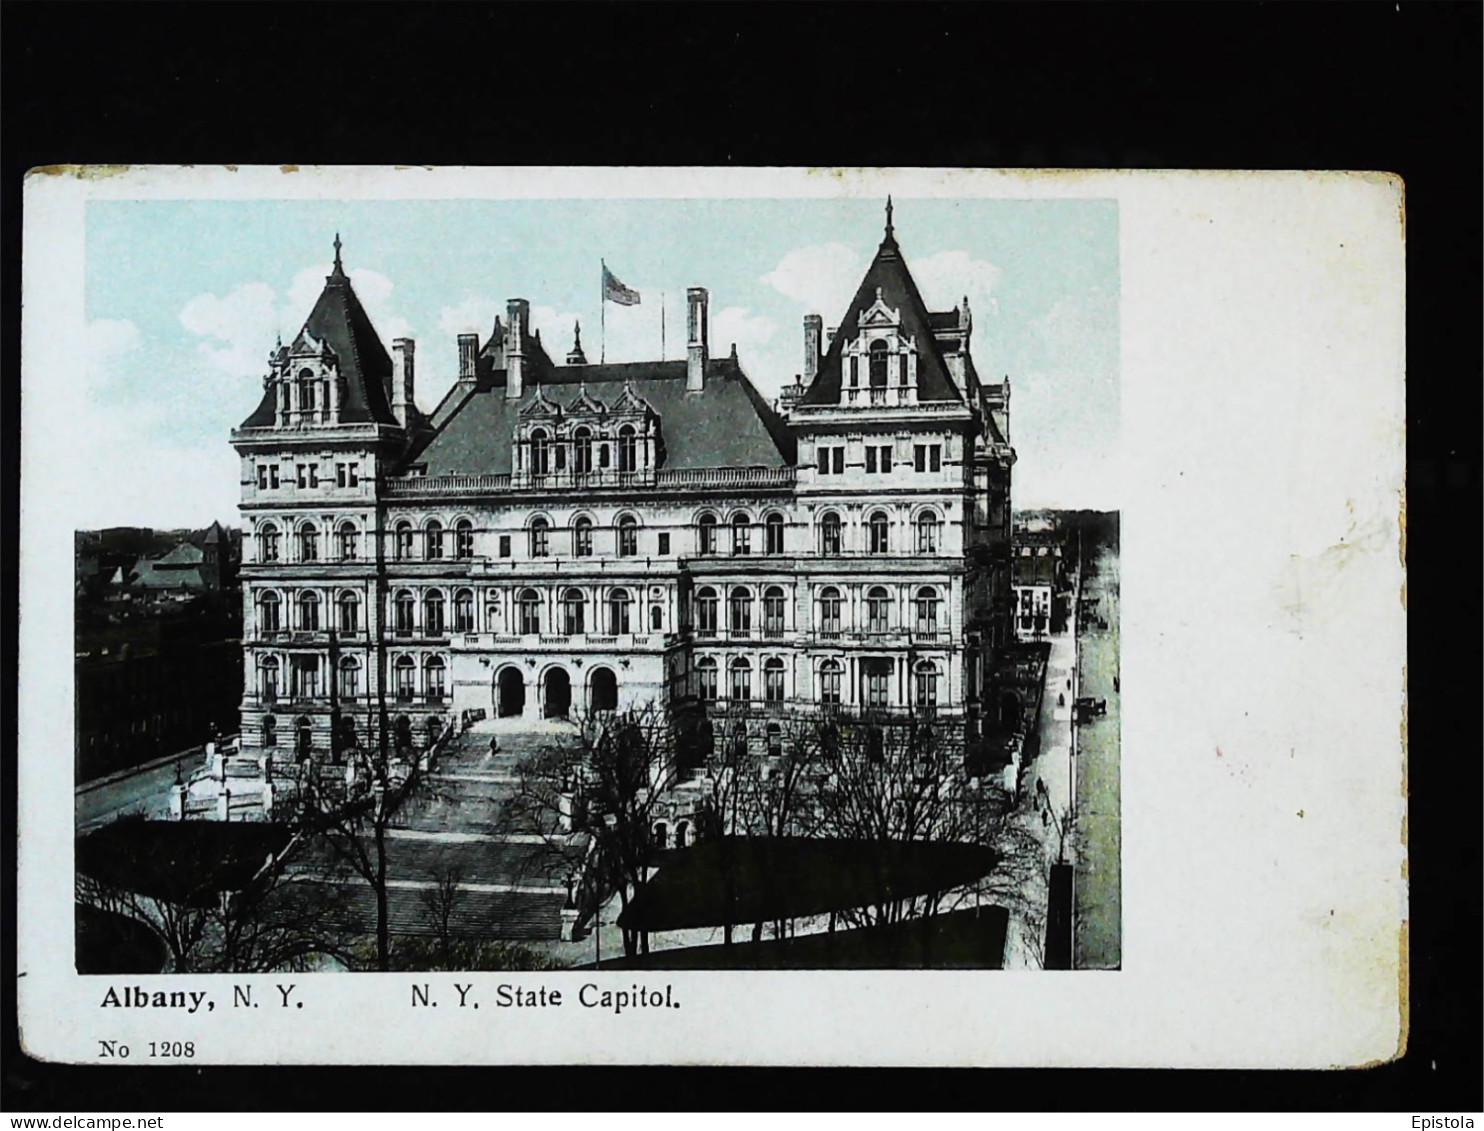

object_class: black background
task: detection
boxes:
[4,1,1479,1114]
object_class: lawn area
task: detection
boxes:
[618,837,999,932]
[594,905,1007,970]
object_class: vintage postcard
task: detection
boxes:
[19,167,1404,1066]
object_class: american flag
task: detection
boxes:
[602,264,641,306]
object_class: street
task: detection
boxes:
[75,748,208,832]
[1073,542,1121,969]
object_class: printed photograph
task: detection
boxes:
[73,190,1121,975]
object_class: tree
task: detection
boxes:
[420,860,467,967]
[290,739,426,972]
[507,704,681,959]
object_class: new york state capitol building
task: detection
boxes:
[231,209,1016,768]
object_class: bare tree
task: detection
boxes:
[506,704,681,959]
[420,860,467,967]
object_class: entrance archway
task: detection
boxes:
[542,667,572,718]
[590,666,618,712]
[496,666,525,718]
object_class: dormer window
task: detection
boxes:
[869,340,889,388]
[573,428,593,474]
[618,425,637,473]
[531,430,551,475]
[297,369,318,413]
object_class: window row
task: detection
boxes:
[255,461,361,491]
[510,586,654,636]
[815,511,940,556]
[693,657,940,708]
[524,425,644,475]
[255,653,448,703]
[815,443,943,476]
[692,584,943,637]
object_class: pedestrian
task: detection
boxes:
[489,735,500,757]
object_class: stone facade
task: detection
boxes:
[231,212,1015,766]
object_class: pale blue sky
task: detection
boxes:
[83,197,1118,526]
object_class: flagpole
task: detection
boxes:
[600,259,606,365]
[661,291,666,361]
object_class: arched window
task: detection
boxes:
[425,656,447,702]
[423,590,445,636]
[766,721,783,756]
[696,656,718,701]
[866,586,891,634]
[453,588,475,633]
[728,587,752,635]
[297,368,318,412]
[297,522,319,562]
[425,520,444,560]
[731,513,751,556]
[394,521,414,560]
[617,425,637,473]
[730,721,748,760]
[258,590,281,633]
[819,512,842,556]
[650,604,663,631]
[337,521,358,561]
[765,512,785,555]
[394,656,416,701]
[530,429,551,475]
[819,659,843,706]
[259,523,281,563]
[573,427,593,475]
[608,587,632,634]
[338,656,361,701]
[518,588,542,635]
[914,660,939,708]
[764,657,785,702]
[817,586,842,635]
[763,586,786,636]
[915,511,940,554]
[394,589,416,636]
[653,822,669,850]
[262,714,277,748]
[697,512,718,555]
[259,656,280,702]
[454,519,474,559]
[529,517,550,558]
[562,587,586,635]
[298,590,321,631]
[338,590,360,634]
[675,820,690,848]
[914,586,940,636]
[617,515,638,557]
[573,517,593,558]
[869,510,890,554]
[730,658,752,702]
[869,339,889,388]
[695,586,718,636]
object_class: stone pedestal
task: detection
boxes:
[560,906,581,941]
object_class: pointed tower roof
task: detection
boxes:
[239,235,398,427]
[798,202,962,406]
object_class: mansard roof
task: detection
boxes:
[238,245,398,428]
[406,356,793,476]
[798,223,964,407]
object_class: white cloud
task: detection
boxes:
[438,296,500,339]
[284,262,411,344]
[179,282,277,378]
[761,242,862,316]
[712,306,776,357]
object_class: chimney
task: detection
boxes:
[686,287,709,393]
[457,333,479,387]
[505,299,529,400]
[803,313,823,381]
[391,338,415,427]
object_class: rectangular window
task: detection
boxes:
[499,535,511,558]
[658,532,670,555]
[296,464,307,488]
[849,356,859,385]
[336,463,348,488]
[930,445,942,472]
[832,447,844,475]
[879,446,892,473]
[257,465,269,489]
[914,445,926,473]
[865,666,890,709]
[865,447,877,474]
[348,462,359,487]
[730,665,751,702]
[816,447,829,474]
[270,465,279,488]
[292,657,320,700]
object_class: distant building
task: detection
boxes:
[1011,538,1065,641]
[231,209,1017,765]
